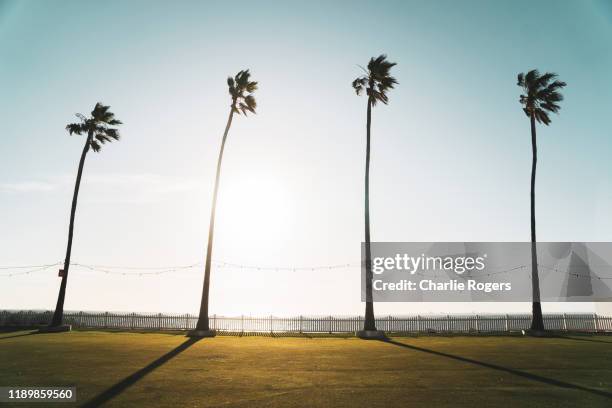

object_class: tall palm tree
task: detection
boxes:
[192,70,257,336]
[49,103,122,328]
[352,55,397,335]
[517,69,566,332]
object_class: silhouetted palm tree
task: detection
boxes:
[352,55,397,333]
[50,103,122,327]
[194,70,257,334]
[517,69,566,332]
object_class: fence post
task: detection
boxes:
[269,315,273,333]
[562,313,567,332]
[104,312,109,328]
[328,316,332,334]
[241,315,244,334]
[213,314,217,331]
[130,313,135,330]
[594,313,599,333]
[299,315,303,333]
[417,315,421,333]
[505,314,509,332]
[475,315,479,333]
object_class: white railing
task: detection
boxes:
[1,310,610,334]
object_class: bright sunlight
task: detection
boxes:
[216,175,295,246]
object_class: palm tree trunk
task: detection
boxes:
[363,98,376,331]
[195,106,235,331]
[529,113,544,331]
[50,133,91,327]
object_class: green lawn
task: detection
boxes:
[0,331,611,407]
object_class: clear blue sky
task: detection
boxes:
[1,0,611,315]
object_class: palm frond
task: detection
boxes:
[535,109,551,125]
[244,95,256,112]
[379,75,398,91]
[547,80,566,91]
[104,128,120,140]
[67,103,122,150]
[90,139,101,152]
[95,134,110,144]
[66,123,85,135]
[353,55,397,105]
[535,72,557,88]
[524,69,539,88]
[517,69,566,125]
[352,77,367,95]
[228,69,258,116]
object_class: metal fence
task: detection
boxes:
[2,310,611,334]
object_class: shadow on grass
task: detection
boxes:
[0,330,37,340]
[552,335,612,345]
[382,339,612,399]
[81,337,201,408]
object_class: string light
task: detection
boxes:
[0,262,62,270]
[0,262,61,277]
[0,261,611,280]
[0,260,361,278]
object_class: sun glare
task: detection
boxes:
[216,175,294,246]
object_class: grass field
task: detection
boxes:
[1,330,611,407]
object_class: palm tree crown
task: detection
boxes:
[66,103,122,152]
[228,70,258,115]
[517,70,566,125]
[352,54,398,105]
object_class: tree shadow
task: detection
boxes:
[552,335,612,345]
[381,339,612,399]
[0,330,37,340]
[81,337,201,408]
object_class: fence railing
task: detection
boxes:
[1,311,611,334]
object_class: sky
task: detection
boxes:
[1,0,611,316]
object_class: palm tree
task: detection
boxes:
[352,55,397,335]
[191,70,257,336]
[517,70,566,333]
[49,103,122,328]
